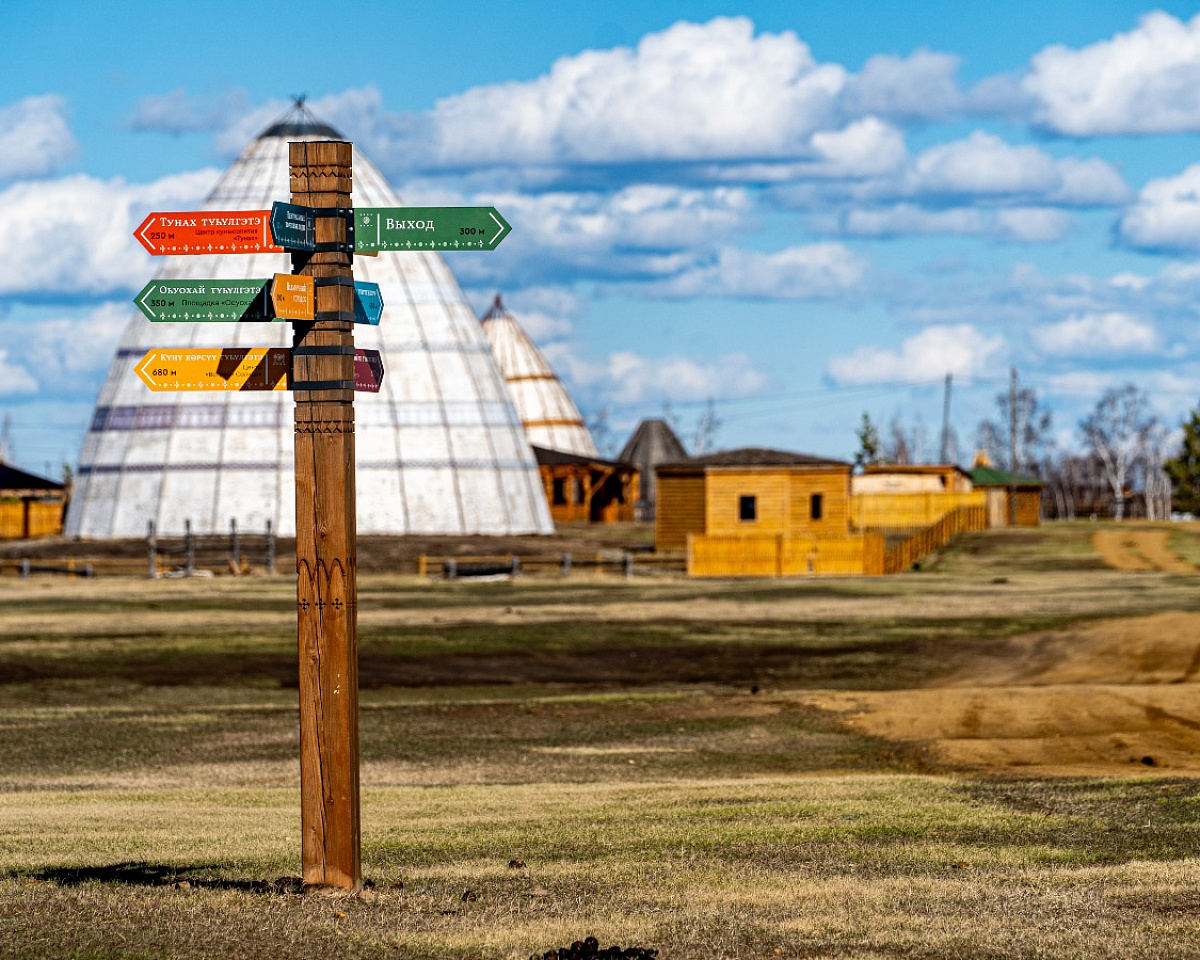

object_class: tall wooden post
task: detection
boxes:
[290,140,360,890]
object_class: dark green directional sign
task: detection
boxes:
[270,202,315,252]
[354,207,512,252]
[135,279,271,322]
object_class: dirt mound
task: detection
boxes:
[805,612,1200,776]
[1092,529,1196,573]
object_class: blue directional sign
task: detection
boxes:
[353,281,383,325]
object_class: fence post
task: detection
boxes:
[623,551,633,579]
[230,518,240,570]
[148,520,157,579]
[20,558,29,579]
[184,519,195,577]
[266,519,276,575]
[560,553,572,577]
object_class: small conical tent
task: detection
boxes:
[618,418,688,521]
[66,105,553,538]
[480,295,598,458]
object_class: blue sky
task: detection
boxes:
[6,1,1200,474]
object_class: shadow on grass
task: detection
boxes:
[20,861,302,893]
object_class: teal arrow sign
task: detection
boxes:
[353,281,383,325]
[354,207,511,252]
[134,279,272,322]
[135,278,383,324]
[269,202,315,252]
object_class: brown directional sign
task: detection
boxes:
[134,210,280,255]
[134,346,384,392]
[270,274,314,321]
[135,348,290,391]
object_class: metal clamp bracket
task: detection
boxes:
[292,379,355,391]
[292,345,355,357]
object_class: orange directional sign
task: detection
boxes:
[270,274,314,321]
[134,210,280,256]
[135,348,290,392]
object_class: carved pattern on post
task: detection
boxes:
[292,140,360,891]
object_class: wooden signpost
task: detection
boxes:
[132,142,511,892]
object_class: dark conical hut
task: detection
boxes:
[618,418,688,521]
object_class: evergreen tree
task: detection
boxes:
[1165,405,1200,516]
[854,412,882,469]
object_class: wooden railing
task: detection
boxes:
[881,504,987,574]
[851,492,986,531]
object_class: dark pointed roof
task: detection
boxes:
[660,447,851,471]
[618,418,688,466]
[0,463,64,492]
[260,97,344,140]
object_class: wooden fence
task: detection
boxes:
[0,500,64,539]
[851,491,986,531]
[686,503,987,578]
[881,504,987,574]
[687,534,868,578]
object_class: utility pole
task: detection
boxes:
[291,141,361,891]
[939,373,952,463]
[1009,365,1018,527]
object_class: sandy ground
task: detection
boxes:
[805,610,1200,776]
[1092,528,1197,573]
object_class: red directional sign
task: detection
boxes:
[134,210,280,256]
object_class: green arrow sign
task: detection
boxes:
[134,279,272,322]
[135,278,383,324]
[354,207,511,252]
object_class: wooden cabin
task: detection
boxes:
[533,446,639,524]
[850,464,983,531]
[852,464,973,495]
[969,464,1044,527]
[656,448,852,550]
[0,463,67,539]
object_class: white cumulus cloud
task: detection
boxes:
[0,349,38,396]
[654,243,869,300]
[424,17,847,167]
[552,346,767,403]
[1032,312,1159,357]
[1118,163,1200,251]
[0,169,220,297]
[0,95,78,182]
[826,324,1005,385]
[1024,12,1200,136]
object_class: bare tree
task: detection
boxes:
[976,387,1052,474]
[692,398,721,455]
[1079,384,1158,521]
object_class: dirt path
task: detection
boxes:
[1092,529,1197,573]
[804,611,1200,776]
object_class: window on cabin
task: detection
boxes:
[552,478,567,505]
[811,493,823,520]
[739,495,757,522]
[573,478,586,504]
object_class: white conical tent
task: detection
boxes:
[480,296,598,458]
[66,112,553,538]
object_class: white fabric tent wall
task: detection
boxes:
[480,297,598,458]
[66,117,553,538]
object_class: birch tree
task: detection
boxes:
[1079,384,1157,521]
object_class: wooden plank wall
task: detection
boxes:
[0,501,64,539]
[656,474,706,549]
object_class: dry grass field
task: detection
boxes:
[1,522,1199,958]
